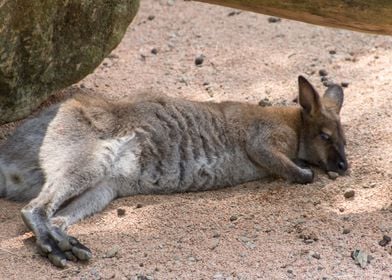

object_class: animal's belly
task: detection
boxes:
[137,150,266,194]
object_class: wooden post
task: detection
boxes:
[194,0,392,35]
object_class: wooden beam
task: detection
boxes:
[194,0,392,35]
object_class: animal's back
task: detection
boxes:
[0,94,266,200]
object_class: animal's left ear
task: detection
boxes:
[323,85,344,114]
[298,75,321,116]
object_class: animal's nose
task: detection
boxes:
[338,161,347,171]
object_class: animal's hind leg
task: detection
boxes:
[51,181,116,231]
[44,181,117,265]
[21,163,108,267]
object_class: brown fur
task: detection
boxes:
[0,76,347,267]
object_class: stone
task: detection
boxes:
[344,190,355,199]
[104,245,120,258]
[229,215,238,222]
[209,239,220,250]
[378,235,391,247]
[310,251,321,259]
[327,171,339,180]
[151,48,158,55]
[0,0,139,124]
[117,208,126,217]
[341,82,349,88]
[351,249,371,268]
[195,55,205,66]
[268,17,281,23]
[319,69,328,77]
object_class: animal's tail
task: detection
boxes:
[0,159,43,201]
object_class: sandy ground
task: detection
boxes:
[1,0,392,279]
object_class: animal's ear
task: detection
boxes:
[323,85,344,114]
[298,75,321,116]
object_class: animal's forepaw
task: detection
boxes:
[293,167,314,184]
[36,227,92,268]
[302,168,314,184]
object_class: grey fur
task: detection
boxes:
[0,76,347,267]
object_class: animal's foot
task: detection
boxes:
[36,227,92,268]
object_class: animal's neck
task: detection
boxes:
[297,109,308,161]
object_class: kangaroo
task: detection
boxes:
[0,76,347,267]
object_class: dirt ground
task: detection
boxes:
[1,0,392,279]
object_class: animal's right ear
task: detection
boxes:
[323,85,344,114]
[298,75,321,116]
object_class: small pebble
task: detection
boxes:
[321,76,328,82]
[327,171,339,180]
[135,203,143,209]
[319,69,328,77]
[117,208,126,217]
[342,228,351,234]
[344,190,355,199]
[351,249,371,268]
[258,98,272,107]
[311,252,321,259]
[209,239,220,250]
[227,11,241,16]
[323,81,334,87]
[341,82,349,88]
[378,235,391,247]
[147,15,155,21]
[108,53,119,59]
[104,245,119,258]
[229,215,238,222]
[195,55,205,66]
[329,50,337,55]
[151,48,158,55]
[268,17,281,23]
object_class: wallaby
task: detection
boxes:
[0,76,347,267]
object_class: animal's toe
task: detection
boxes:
[64,251,77,262]
[69,236,92,261]
[38,237,68,268]
[36,236,54,254]
[48,251,68,268]
[57,238,72,251]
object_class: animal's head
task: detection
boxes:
[298,75,348,175]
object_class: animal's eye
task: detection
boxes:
[320,132,330,141]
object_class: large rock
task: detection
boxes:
[0,0,139,124]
